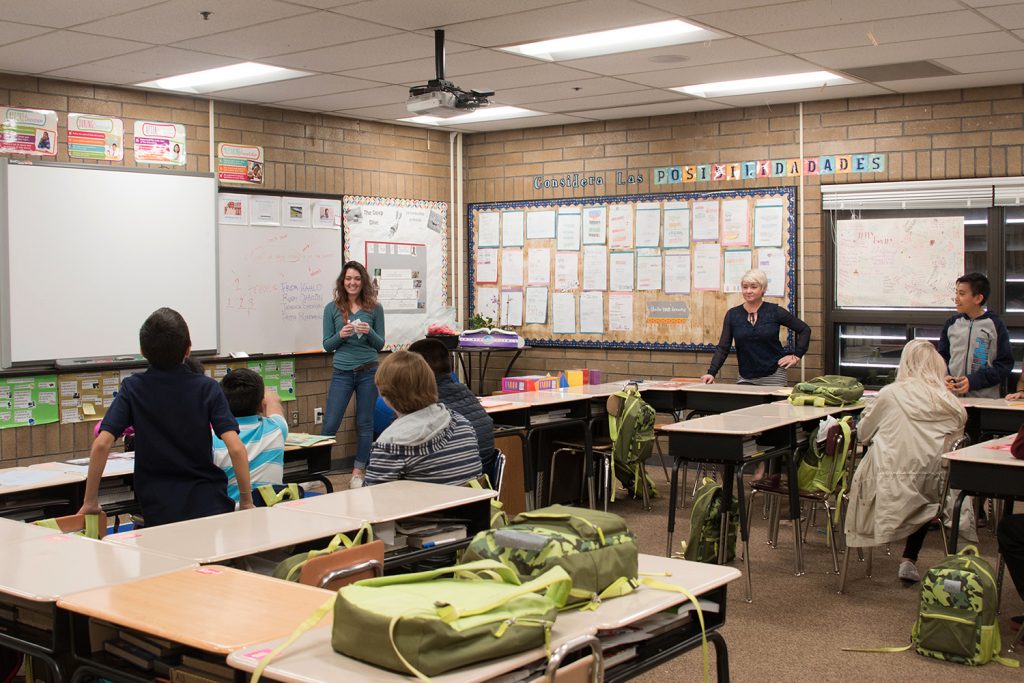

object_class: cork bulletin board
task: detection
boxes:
[467,187,796,351]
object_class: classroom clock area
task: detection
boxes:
[3,2,1024,682]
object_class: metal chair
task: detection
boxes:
[298,539,385,591]
[531,634,603,683]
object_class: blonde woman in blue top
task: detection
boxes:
[322,261,385,488]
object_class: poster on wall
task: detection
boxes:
[57,370,139,424]
[0,375,58,429]
[218,143,264,184]
[0,107,57,156]
[344,196,449,348]
[68,114,123,161]
[133,120,186,165]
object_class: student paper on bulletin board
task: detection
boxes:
[758,247,786,297]
[553,292,576,334]
[608,204,634,249]
[664,251,691,294]
[555,252,579,290]
[693,243,721,290]
[583,206,607,244]
[582,245,607,291]
[478,212,500,246]
[502,210,524,247]
[636,250,662,291]
[663,203,690,248]
[722,250,752,292]
[527,248,551,285]
[500,289,524,326]
[635,203,661,248]
[526,210,555,239]
[556,209,582,251]
[753,202,784,247]
[476,249,498,283]
[501,250,524,287]
[608,293,633,331]
[580,292,604,333]
[721,200,749,246]
[477,287,499,321]
[525,287,548,324]
[692,200,719,241]
[58,370,125,424]
[0,376,58,429]
[609,251,634,292]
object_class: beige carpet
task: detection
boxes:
[331,472,1023,681]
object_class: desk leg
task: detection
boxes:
[949,490,969,553]
[584,418,596,510]
[733,466,752,603]
[718,464,736,566]
[478,351,490,396]
[524,428,537,511]
[666,456,682,556]
[786,430,805,576]
[709,631,730,683]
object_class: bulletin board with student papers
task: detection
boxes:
[343,195,450,349]
[468,187,796,351]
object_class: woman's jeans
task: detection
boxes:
[321,367,378,470]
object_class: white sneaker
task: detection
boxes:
[349,474,364,489]
[898,560,920,582]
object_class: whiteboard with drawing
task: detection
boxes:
[835,216,964,308]
[217,192,342,355]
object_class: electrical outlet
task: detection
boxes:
[290,411,299,427]
[314,407,323,425]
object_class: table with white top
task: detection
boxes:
[227,554,741,683]
[0,516,58,543]
[0,466,85,520]
[104,505,364,565]
[0,534,195,681]
[943,434,1024,550]
[961,396,1024,441]
[642,381,785,419]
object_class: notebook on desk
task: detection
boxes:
[285,433,335,447]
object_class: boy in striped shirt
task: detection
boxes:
[213,369,287,503]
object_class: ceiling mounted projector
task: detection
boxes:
[408,29,494,117]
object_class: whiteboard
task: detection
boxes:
[219,223,341,355]
[835,216,964,308]
[1,162,217,366]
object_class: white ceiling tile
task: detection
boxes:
[441,0,675,48]
[937,50,1024,73]
[877,67,1024,92]
[277,85,410,110]
[975,3,1024,29]
[570,100,732,120]
[331,0,557,31]
[270,33,473,73]
[493,77,647,107]
[172,11,398,60]
[523,89,691,114]
[450,113,596,132]
[621,55,815,89]
[692,0,962,36]
[0,22,54,46]
[208,74,383,102]
[334,103,413,119]
[286,1,364,8]
[752,11,997,52]
[46,47,239,85]
[958,0,1024,6]
[639,0,795,15]
[706,82,891,108]
[73,0,311,43]
[339,49,540,85]
[561,38,780,77]
[799,31,1024,69]
[454,64,602,92]
[0,1,166,29]
[0,31,149,74]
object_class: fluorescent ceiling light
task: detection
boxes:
[500,20,718,61]
[399,106,543,126]
[674,71,854,98]
[137,62,310,94]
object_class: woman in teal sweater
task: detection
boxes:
[321,261,385,488]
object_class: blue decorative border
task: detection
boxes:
[467,187,797,352]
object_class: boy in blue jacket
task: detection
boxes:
[79,308,252,526]
[938,272,1013,398]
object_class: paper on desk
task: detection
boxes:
[0,469,59,487]
[983,443,1013,452]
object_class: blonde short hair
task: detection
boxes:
[740,269,768,290]
[375,350,438,415]
[897,339,948,391]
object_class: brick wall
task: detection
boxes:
[462,85,1024,391]
[0,74,452,467]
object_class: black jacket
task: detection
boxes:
[435,373,495,473]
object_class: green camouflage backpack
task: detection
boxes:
[911,546,1018,667]
[681,477,738,564]
[796,415,853,495]
[608,384,657,500]
[788,375,864,407]
[461,505,639,608]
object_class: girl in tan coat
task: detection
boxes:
[844,339,966,582]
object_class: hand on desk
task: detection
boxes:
[700,374,715,384]
[1007,391,1024,400]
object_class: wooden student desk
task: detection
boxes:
[943,434,1024,550]
[0,466,85,520]
[658,401,865,602]
[57,565,334,683]
[227,554,741,683]
[0,534,194,682]
[104,506,364,565]
[961,397,1024,442]
[284,437,337,492]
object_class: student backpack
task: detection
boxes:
[796,415,853,495]
[682,477,738,564]
[788,375,864,407]
[607,384,658,501]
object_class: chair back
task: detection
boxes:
[492,449,507,495]
[34,512,108,539]
[298,539,385,591]
[824,421,858,496]
[531,634,603,683]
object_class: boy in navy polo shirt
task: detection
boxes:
[79,308,253,526]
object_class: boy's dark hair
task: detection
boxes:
[957,272,991,306]
[407,338,452,375]
[184,357,205,375]
[139,308,191,369]
[220,368,264,417]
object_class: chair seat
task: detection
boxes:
[750,478,831,503]
[553,437,612,452]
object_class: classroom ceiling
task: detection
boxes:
[1,0,1024,132]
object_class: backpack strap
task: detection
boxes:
[256,483,302,507]
[640,578,710,683]
[250,594,337,683]
[284,522,374,581]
